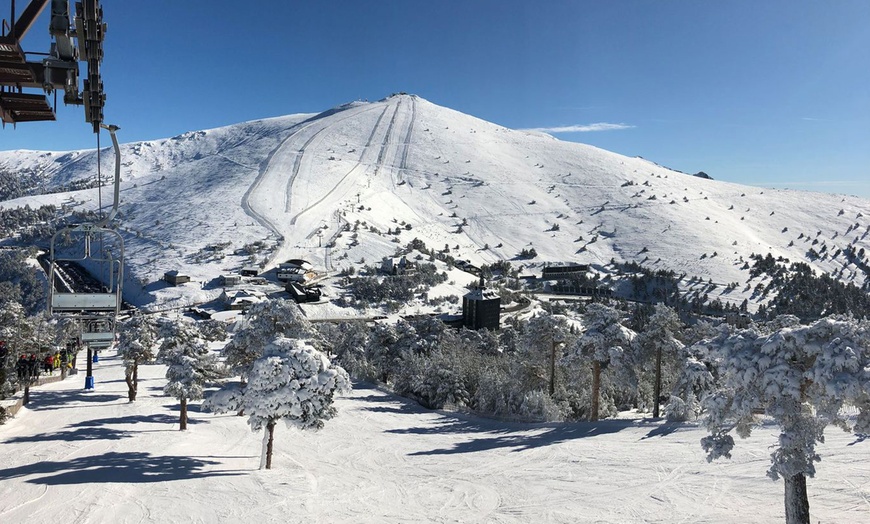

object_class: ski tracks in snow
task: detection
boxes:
[380,96,417,190]
[241,123,308,245]
[288,104,390,225]
[243,104,381,266]
[244,96,422,268]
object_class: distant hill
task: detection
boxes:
[1,94,868,310]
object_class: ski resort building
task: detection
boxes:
[540,264,590,280]
[286,282,323,303]
[276,266,316,283]
[276,259,316,282]
[381,256,414,275]
[220,289,265,311]
[163,271,190,286]
[220,274,241,286]
[462,278,501,330]
[282,259,312,268]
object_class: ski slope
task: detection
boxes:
[1,94,869,312]
[1,349,868,523]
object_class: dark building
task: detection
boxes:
[164,270,190,286]
[286,282,322,303]
[541,264,590,280]
[462,278,501,330]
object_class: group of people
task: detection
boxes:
[15,348,74,383]
[15,354,42,382]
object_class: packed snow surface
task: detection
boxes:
[1,349,868,523]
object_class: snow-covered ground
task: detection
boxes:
[2,349,868,523]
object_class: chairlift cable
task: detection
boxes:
[96,129,105,287]
[97,130,102,219]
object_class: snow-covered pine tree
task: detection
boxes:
[205,336,351,469]
[700,316,870,524]
[159,318,227,430]
[571,303,635,421]
[315,321,373,379]
[50,316,79,348]
[117,314,160,401]
[0,301,28,400]
[393,320,481,410]
[0,303,48,403]
[634,304,684,417]
[521,312,573,397]
[664,351,713,422]
[365,320,422,384]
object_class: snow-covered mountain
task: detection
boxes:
[1,94,868,309]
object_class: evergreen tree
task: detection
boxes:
[634,304,684,417]
[571,303,635,421]
[117,314,160,401]
[205,337,350,469]
[521,312,574,398]
[701,316,870,524]
[316,321,373,379]
[159,319,228,430]
[0,302,28,400]
[224,299,322,381]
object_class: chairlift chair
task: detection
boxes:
[48,124,123,348]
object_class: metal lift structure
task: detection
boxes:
[48,123,122,344]
[48,124,122,389]
[2,1,116,389]
[1,0,105,130]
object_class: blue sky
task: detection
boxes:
[2,0,869,197]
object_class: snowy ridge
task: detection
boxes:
[0,94,868,309]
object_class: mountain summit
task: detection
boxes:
[1,94,868,308]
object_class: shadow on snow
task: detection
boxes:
[3,413,206,444]
[641,421,685,439]
[25,390,125,411]
[69,413,204,427]
[351,381,693,455]
[394,417,638,455]
[0,451,244,485]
